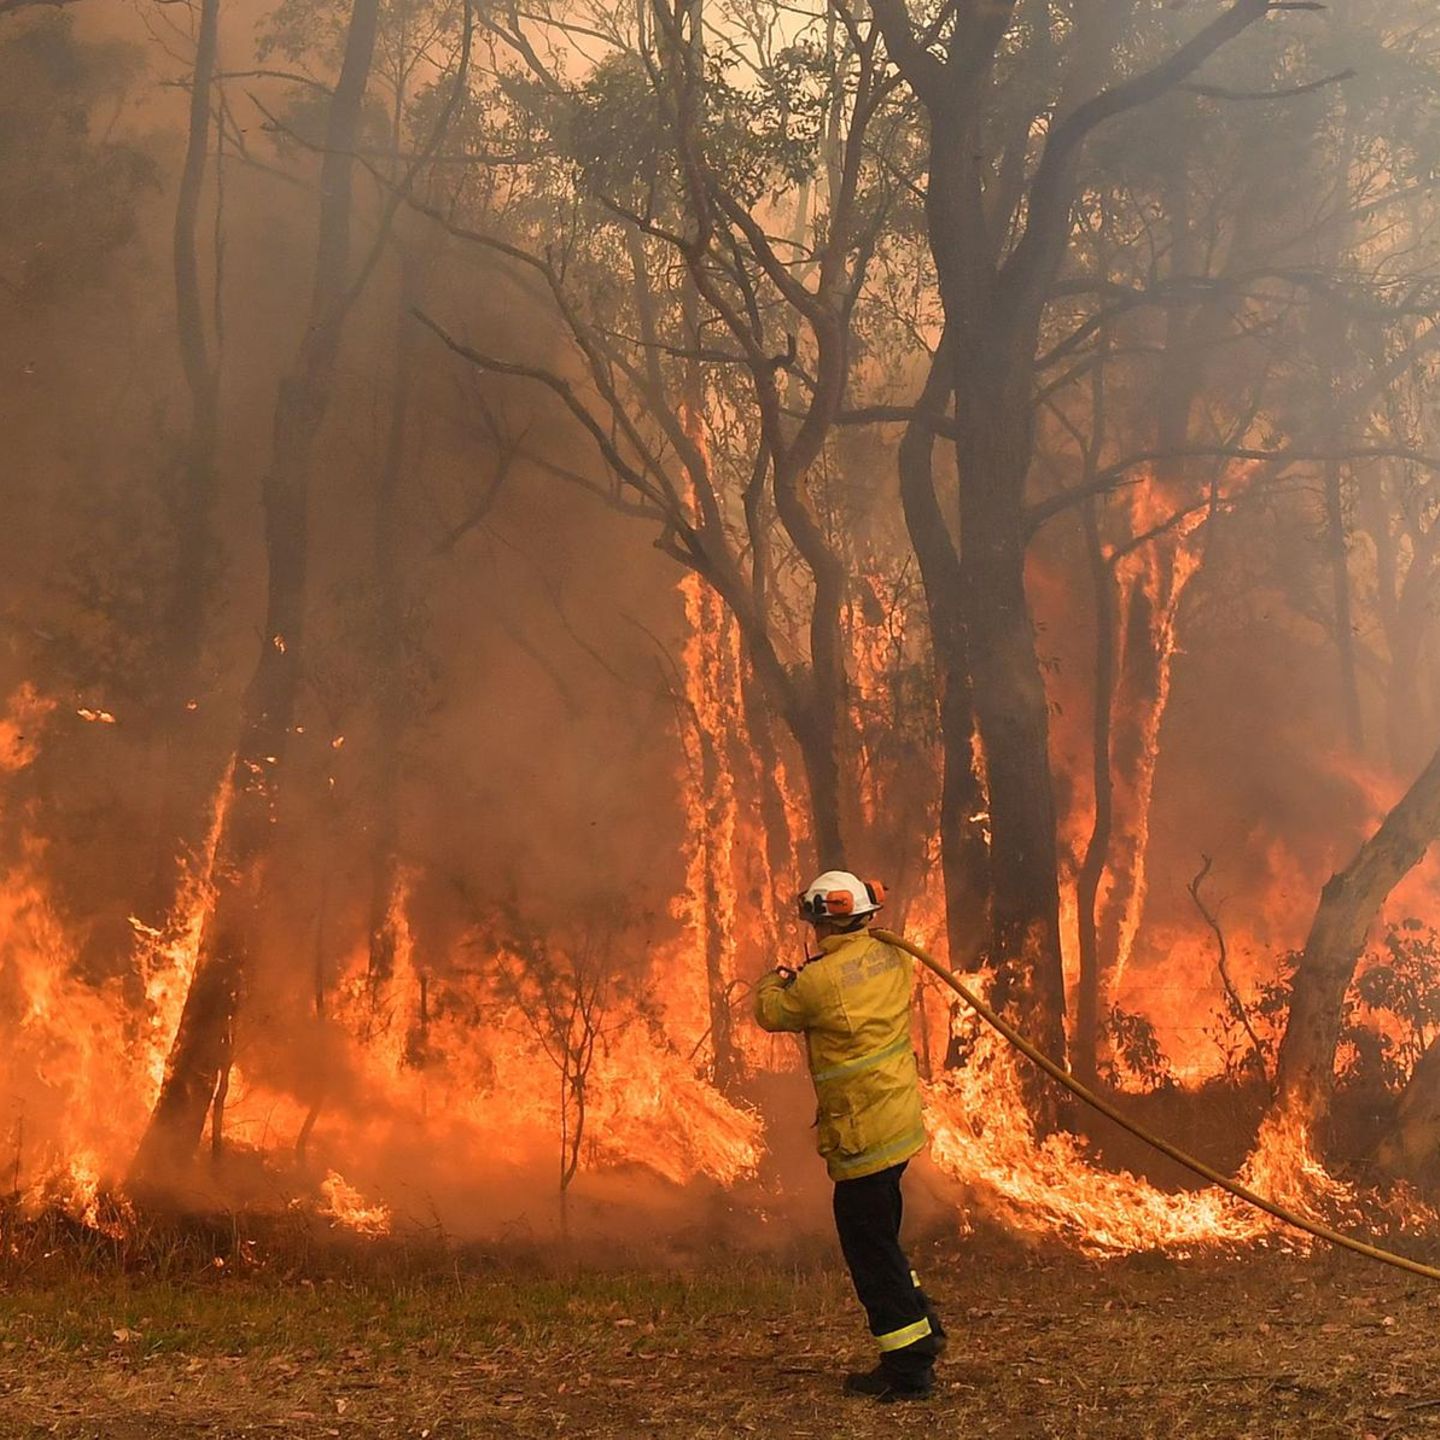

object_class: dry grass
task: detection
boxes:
[4,1225,1440,1437]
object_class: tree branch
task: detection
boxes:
[833,402,958,438]
[1029,445,1440,532]
[413,308,680,524]
[867,0,946,103]
[1004,0,1273,315]
[1184,67,1353,102]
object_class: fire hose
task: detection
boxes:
[869,928,1440,1284]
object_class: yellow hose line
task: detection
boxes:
[870,928,1440,1283]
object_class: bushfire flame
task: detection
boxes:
[0,441,1434,1274]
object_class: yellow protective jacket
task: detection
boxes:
[753,928,926,1181]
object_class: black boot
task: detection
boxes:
[842,1363,934,1403]
[916,1288,948,1356]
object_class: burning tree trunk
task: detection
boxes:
[738,660,796,923]
[674,573,743,1091]
[145,0,223,926]
[1074,499,1114,1086]
[132,0,382,1179]
[1092,129,1212,988]
[367,261,417,992]
[696,712,737,1090]
[1272,741,1440,1135]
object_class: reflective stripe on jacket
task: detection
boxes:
[753,929,925,1181]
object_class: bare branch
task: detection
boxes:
[1005,0,1274,313]
[833,403,958,439]
[217,68,333,94]
[1189,857,1271,1091]
[413,308,681,526]
[1184,67,1354,102]
[1029,445,1440,532]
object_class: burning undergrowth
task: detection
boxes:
[5,414,1440,1269]
[4,635,1440,1270]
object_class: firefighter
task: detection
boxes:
[754,870,944,1403]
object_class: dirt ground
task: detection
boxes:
[3,1235,1440,1438]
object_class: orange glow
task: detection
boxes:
[2,425,1434,1265]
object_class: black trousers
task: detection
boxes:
[832,1161,942,1380]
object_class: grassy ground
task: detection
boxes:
[3,1232,1440,1438]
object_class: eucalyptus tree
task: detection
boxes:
[139,0,228,942]
[135,0,396,1173]
[1037,5,1440,1089]
[1035,55,1360,1082]
[1257,2,1440,1147]
[856,0,1343,1098]
[416,0,919,872]
[1021,0,1440,1114]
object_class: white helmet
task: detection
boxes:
[798,870,886,924]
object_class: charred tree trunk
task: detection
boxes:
[132,0,382,1180]
[794,693,846,872]
[145,0,223,924]
[952,389,1068,1078]
[875,118,1075,1109]
[866,0,1273,1131]
[928,118,1069,1067]
[896,334,990,973]
[367,264,417,992]
[1074,501,1115,1087]
[738,657,795,915]
[1272,741,1440,1134]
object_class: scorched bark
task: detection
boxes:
[1272,741,1440,1135]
